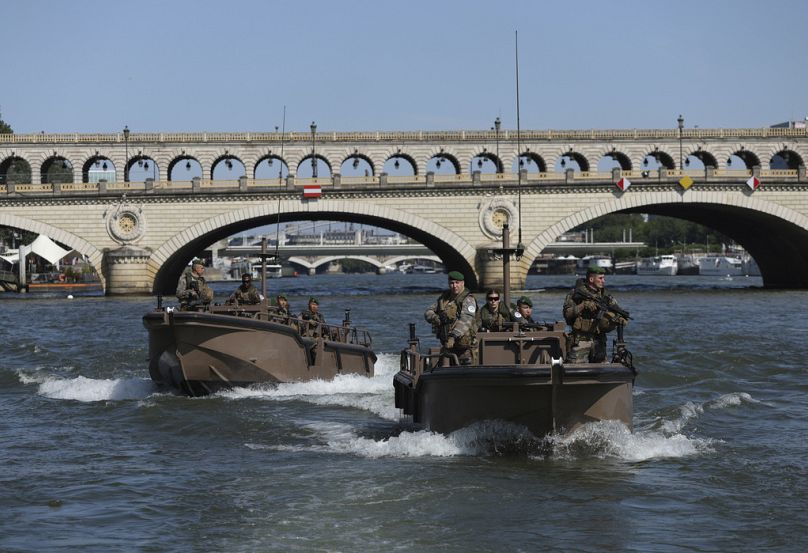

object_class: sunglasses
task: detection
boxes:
[487,296,500,301]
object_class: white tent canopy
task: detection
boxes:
[29,235,71,265]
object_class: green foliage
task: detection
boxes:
[572,214,731,257]
[0,110,12,134]
[338,258,377,273]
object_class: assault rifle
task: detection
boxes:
[572,289,632,324]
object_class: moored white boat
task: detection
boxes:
[636,255,678,276]
[698,255,744,276]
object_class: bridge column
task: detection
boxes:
[104,246,153,295]
[475,246,527,292]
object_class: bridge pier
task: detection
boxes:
[104,246,153,295]
[475,247,527,293]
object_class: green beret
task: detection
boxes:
[447,271,465,281]
[308,296,318,304]
[517,295,533,307]
[586,265,606,275]
[277,294,287,300]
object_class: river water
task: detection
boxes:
[1,273,806,552]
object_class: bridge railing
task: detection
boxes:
[2,168,805,196]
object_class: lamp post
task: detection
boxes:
[310,121,317,178]
[123,125,130,182]
[494,116,501,173]
[677,114,684,170]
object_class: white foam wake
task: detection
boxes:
[27,374,157,402]
[220,352,401,420]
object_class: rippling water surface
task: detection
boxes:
[2,273,807,552]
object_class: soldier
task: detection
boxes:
[476,288,512,332]
[276,294,291,317]
[300,297,327,337]
[511,295,537,328]
[424,270,478,365]
[227,273,261,304]
[563,265,628,363]
[176,258,213,309]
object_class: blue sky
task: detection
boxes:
[3,0,807,134]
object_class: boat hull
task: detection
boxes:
[144,310,375,396]
[395,364,633,436]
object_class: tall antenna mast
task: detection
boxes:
[514,30,524,255]
[275,105,286,262]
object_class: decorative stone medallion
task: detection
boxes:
[479,197,518,240]
[107,207,144,244]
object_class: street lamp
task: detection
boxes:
[123,125,130,182]
[310,121,317,178]
[494,116,501,173]
[677,114,684,170]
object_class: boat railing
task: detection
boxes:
[190,302,373,347]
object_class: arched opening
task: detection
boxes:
[426,153,460,175]
[41,156,74,184]
[685,150,717,170]
[0,156,32,185]
[340,153,374,177]
[770,149,804,170]
[383,153,417,176]
[511,152,547,173]
[470,152,501,174]
[642,150,675,170]
[597,150,632,171]
[297,155,331,178]
[212,155,246,180]
[255,155,289,180]
[127,154,160,182]
[168,156,203,181]
[554,152,589,173]
[726,149,760,169]
[82,156,116,183]
[151,208,476,295]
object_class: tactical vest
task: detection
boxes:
[436,289,476,347]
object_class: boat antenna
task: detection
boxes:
[274,105,286,263]
[514,30,524,258]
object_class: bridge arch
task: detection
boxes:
[525,193,808,288]
[148,201,477,294]
[598,148,632,171]
[0,213,106,287]
[40,155,74,184]
[770,148,804,170]
[726,147,761,169]
[340,151,375,176]
[426,151,460,174]
[686,148,718,168]
[288,255,384,271]
[168,154,202,181]
[254,154,289,179]
[296,154,332,177]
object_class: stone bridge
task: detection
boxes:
[1,127,808,293]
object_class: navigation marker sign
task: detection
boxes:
[616,177,631,191]
[679,175,694,190]
[746,176,760,190]
[303,184,322,199]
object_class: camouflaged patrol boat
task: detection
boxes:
[394,321,636,436]
[144,301,376,396]
[393,223,636,436]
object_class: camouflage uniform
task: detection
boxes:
[176,267,213,308]
[563,278,625,363]
[477,301,513,332]
[425,288,478,364]
[299,308,327,337]
[228,283,261,304]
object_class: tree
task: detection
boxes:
[0,110,12,134]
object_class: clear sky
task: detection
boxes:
[3,0,807,134]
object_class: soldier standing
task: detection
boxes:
[563,265,628,363]
[425,271,478,364]
[176,258,213,309]
[300,297,327,337]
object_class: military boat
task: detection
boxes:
[393,224,637,437]
[394,322,635,436]
[143,301,376,396]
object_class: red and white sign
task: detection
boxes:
[303,184,322,199]
[616,177,631,192]
[746,176,760,190]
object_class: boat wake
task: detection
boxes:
[19,372,157,402]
